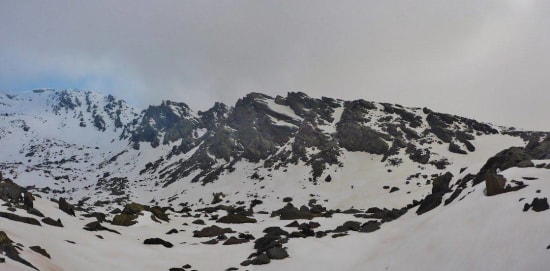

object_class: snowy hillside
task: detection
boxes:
[0,89,549,270]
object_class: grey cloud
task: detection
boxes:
[1,0,550,130]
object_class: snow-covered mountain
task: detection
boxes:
[1,89,549,271]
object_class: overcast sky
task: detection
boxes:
[1,0,549,130]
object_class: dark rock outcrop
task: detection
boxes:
[223,237,250,245]
[82,212,107,222]
[143,238,173,248]
[29,246,51,259]
[250,253,271,265]
[58,197,76,216]
[166,228,178,235]
[193,225,234,238]
[83,221,120,234]
[531,198,549,212]
[417,172,454,215]
[217,214,257,224]
[266,246,289,260]
[485,173,506,196]
[26,208,44,218]
[334,221,361,232]
[473,147,533,186]
[111,213,138,226]
[271,203,314,220]
[0,212,41,226]
[0,177,25,204]
[360,220,381,233]
[0,231,38,270]
[42,217,64,227]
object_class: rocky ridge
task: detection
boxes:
[1,89,550,270]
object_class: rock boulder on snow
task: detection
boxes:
[58,197,76,216]
[485,173,506,196]
[143,237,173,248]
[193,225,235,238]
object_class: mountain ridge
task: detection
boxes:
[1,88,550,270]
[0,88,544,210]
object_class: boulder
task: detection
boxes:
[531,198,549,212]
[449,142,467,154]
[285,221,300,227]
[485,173,506,196]
[193,225,234,238]
[342,221,361,231]
[143,238,173,248]
[263,227,289,237]
[148,206,169,222]
[251,253,271,265]
[266,246,289,260]
[111,214,138,226]
[166,228,178,235]
[83,221,120,234]
[121,202,145,215]
[41,217,63,227]
[29,246,50,259]
[0,178,24,203]
[223,237,250,245]
[360,221,381,233]
[26,208,45,218]
[58,197,75,216]
[217,214,257,224]
[271,203,313,220]
[192,219,205,225]
[23,192,35,209]
[82,212,107,222]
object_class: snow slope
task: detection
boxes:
[1,89,548,271]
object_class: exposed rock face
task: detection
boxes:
[417,172,453,215]
[337,123,389,154]
[113,90,523,191]
[473,147,533,186]
[130,100,199,149]
[0,177,25,204]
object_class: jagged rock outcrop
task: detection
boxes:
[417,172,454,215]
